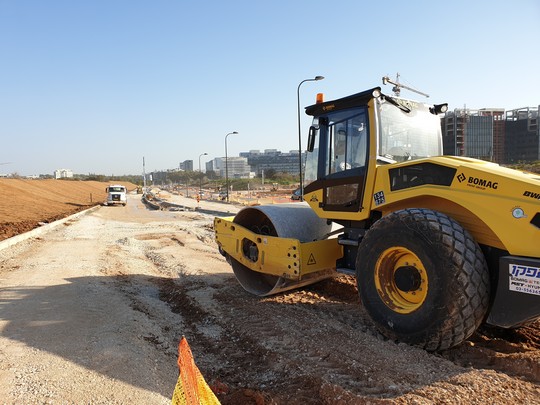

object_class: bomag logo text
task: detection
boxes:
[468,176,498,190]
[524,191,540,200]
[322,104,335,111]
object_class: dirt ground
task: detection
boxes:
[0,179,136,241]
[0,180,539,404]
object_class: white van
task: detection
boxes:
[105,185,127,206]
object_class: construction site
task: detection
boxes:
[0,175,538,404]
[1,81,539,404]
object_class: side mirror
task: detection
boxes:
[307,125,318,152]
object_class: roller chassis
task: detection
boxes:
[216,204,540,350]
[214,86,540,351]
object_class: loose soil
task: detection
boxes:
[0,180,539,404]
[0,179,136,241]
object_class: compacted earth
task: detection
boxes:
[0,179,136,241]
[0,179,539,404]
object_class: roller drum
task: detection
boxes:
[231,203,334,296]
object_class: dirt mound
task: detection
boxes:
[0,179,136,241]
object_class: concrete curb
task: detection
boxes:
[0,205,102,252]
[142,192,194,212]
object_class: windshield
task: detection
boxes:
[109,187,125,192]
[378,97,442,163]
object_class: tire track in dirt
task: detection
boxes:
[154,266,540,402]
[302,276,540,385]
[91,201,540,403]
[442,322,540,383]
[153,271,441,402]
[109,201,540,404]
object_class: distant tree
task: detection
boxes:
[507,161,540,174]
[86,173,106,182]
[264,168,276,179]
[273,172,295,183]
[205,170,219,180]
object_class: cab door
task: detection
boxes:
[304,107,369,213]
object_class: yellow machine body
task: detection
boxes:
[214,216,342,280]
[214,86,540,350]
[305,156,540,257]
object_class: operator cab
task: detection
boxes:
[303,87,446,217]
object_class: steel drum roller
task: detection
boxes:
[231,203,334,296]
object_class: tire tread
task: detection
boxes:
[357,208,490,351]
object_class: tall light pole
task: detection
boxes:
[224,131,238,203]
[198,152,208,197]
[297,76,324,200]
[142,156,147,192]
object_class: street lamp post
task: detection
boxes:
[224,131,238,203]
[297,76,324,200]
[198,152,208,198]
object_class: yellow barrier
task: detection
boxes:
[171,337,221,405]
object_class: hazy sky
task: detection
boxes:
[1,0,539,176]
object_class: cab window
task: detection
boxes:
[324,109,368,177]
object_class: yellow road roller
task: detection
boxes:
[214,86,540,351]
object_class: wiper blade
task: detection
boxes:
[377,155,396,164]
[383,95,411,113]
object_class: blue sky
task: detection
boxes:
[1,0,539,176]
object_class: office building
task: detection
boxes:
[505,107,539,163]
[442,108,505,162]
[240,149,304,176]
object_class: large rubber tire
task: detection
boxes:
[356,208,490,351]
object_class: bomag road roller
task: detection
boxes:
[214,86,540,351]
